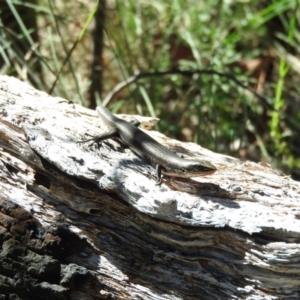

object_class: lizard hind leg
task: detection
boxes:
[129,118,140,127]
[77,127,119,148]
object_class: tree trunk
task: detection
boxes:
[0,75,300,300]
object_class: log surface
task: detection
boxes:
[0,75,300,299]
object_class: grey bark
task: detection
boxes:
[0,75,300,300]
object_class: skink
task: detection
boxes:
[85,106,217,184]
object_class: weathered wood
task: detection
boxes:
[0,75,300,299]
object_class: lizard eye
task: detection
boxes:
[181,169,186,173]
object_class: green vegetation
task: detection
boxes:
[1,0,300,178]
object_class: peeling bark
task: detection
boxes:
[0,75,300,299]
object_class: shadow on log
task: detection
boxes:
[0,75,300,299]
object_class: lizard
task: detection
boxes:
[81,106,217,185]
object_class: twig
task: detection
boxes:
[102,69,272,109]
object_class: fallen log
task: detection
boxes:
[0,75,300,299]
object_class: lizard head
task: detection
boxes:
[162,159,217,178]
